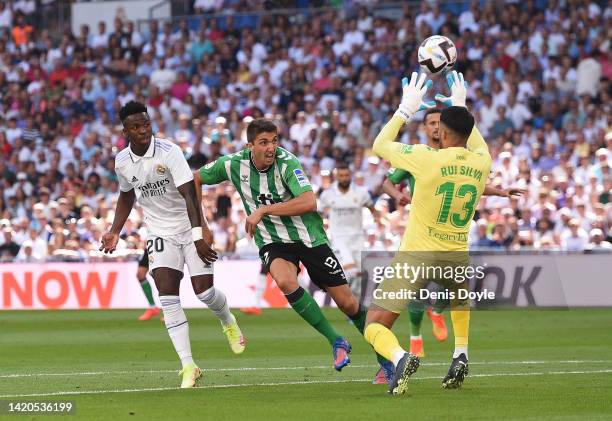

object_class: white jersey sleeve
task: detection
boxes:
[318,188,331,210]
[115,150,134,192]
[117,171,133,192]
[360,188,373,207]
[165,144,194,188]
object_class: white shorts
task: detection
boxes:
[331,234,364,270]
[146,229,213,277]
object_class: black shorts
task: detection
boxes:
[138,249,149,268]
[259,242,347,290]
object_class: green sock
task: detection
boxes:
[140,280,155,306]
[408,300,426,337]
[287,287,341,346]
[349,305,389,366]
[349,305,367,333]
[433,287,450,314]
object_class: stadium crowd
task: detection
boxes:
[0,0,610,263]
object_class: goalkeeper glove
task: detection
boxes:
[394,72,436,123]
[435,70,468,108]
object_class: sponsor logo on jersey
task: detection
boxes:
[139,178,170,198]
[293,169,310,187]
[400,145,414,154]
[132,176,138,182]
[204,160,216,169]
[156,164,166,175]
[258,193,277,206]
[241,174,248,182]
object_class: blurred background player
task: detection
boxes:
[382,108,525,360]
[100,101,244,389]
[136,248,163,321]
[319,163,379,302]
[196,118,393,377]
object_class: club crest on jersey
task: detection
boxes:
[293,169,309,187]
[156,164,166,175]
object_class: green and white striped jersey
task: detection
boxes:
[199,147,328,249]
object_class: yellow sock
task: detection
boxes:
[364,323,406,365]
[450,308,470,349]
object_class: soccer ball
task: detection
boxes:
[417,35,457,74]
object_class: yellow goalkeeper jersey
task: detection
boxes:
[373,116,492,252]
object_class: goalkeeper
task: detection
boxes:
[382,109,524,362]
[364,71,492,395]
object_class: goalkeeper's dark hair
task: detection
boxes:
[119,101,148,123]
[440,106,474,140]
[247,118,277,143]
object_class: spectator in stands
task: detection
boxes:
[0,0,608,262]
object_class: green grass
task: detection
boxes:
[1,308,611,420]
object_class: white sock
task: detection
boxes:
[255,273,266,307]
[197,287,234,326]
[392,350,407,367]
[410,335,422,340]
[159,295,193,368]
[453,347,468,359]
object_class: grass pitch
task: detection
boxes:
[1,308,611,420]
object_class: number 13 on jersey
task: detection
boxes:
[435,181,478,228]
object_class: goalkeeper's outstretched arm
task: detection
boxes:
[372,115,406,161]
[372,72,435,175]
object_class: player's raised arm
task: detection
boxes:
[436,70,490,157]
[166,146,218,264]
[465,125,490,157]
[372,72,435,176]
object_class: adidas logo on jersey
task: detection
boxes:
[132,176,138,182]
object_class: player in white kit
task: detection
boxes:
[319,163,379,300]
[100,101,245,388]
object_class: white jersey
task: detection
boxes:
[115,136,194,237]
[319,183,372,239]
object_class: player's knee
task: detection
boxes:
[274,276,298,294]
[365,305,393,327]
[136,267,147,281]
[152,270,181,295]
[191,275,214,295]
[335,292,359,316]
[157,286,179,296]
